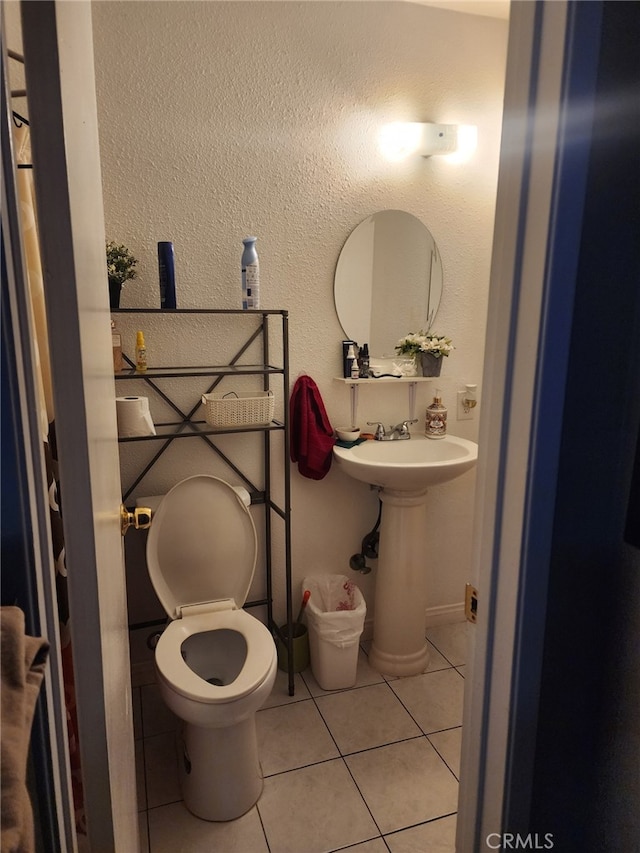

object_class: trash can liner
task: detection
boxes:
[303,575,366,649]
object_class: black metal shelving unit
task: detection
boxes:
[114,308,295,695]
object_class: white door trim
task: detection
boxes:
[457,0,604,847]
[1,22,76,851]
[20,2,138,849]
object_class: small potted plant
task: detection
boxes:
[395,331,454,376]
[106,240,138,310]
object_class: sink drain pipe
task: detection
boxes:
[349,499,382,574]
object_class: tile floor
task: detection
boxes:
[133,621,468,853]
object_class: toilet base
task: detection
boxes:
[178,715,263,821]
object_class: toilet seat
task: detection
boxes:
[148,475,275,704]
[146,475,258,618]
[155,608,275,703]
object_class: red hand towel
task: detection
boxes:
[289,375,335,480]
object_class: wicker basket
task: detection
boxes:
[201,390,275,427]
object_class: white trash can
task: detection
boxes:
[303,574,366,690]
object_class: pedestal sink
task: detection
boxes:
[333,434,478,677]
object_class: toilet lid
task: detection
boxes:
[146,475,257,619]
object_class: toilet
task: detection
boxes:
[146,474,277,821]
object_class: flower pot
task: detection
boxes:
[420,352,443,377]
[108,280,122,311]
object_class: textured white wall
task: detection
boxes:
[91,1,507,647]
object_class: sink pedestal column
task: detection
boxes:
[369,487,431,677]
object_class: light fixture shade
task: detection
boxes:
[417,123,459,155]
[379,122,477,160]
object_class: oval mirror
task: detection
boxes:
[334,210,443,358]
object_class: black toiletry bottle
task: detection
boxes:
[358,343,370,378]
[158,242,177,309]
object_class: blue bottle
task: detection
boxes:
[241,237,260,310]
[158,241,177,309]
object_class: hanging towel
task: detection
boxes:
[1,607,49,853]
[289,375,336,480]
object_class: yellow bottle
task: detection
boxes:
[135,330,148,372]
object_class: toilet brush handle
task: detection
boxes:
[293,589,311,633]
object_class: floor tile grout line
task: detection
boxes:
[339,730,426,760]
[426,636,467,670]
[326,829,391,853]
[385,675,462,740]
[425,730,462,782]
[142,807,151,853]
[331,825,390,851]
[381,810,460,844]
[262,754,347,779]
[144,797,188,816]
[255,800,272,853]
[340,753,386,843]
[302,671,350,756]
[424,723,464,736]
[138,690,152,853]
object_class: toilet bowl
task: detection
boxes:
[146,475,277,821]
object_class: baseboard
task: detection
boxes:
[361,603,465,643]
[425,601,466,628]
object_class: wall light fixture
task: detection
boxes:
[379,122,478,162]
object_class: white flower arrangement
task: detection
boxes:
[395,331,454,359]
[106,241,138,287]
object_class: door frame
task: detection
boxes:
[1,22,76,851]
[16,2,139,850]
[458,0,604,847]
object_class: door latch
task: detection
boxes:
[120,505,152,536]
[465,583,478,623]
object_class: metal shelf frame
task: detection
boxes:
[114,308,295,695]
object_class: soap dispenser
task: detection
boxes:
[425,390,447,439]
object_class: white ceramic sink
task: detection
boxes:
[333,434,478,490]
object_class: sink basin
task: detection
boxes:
[333,434,478,490]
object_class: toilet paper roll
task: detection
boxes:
[116,396,156,437]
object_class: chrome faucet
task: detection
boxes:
[367,419,418,441]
